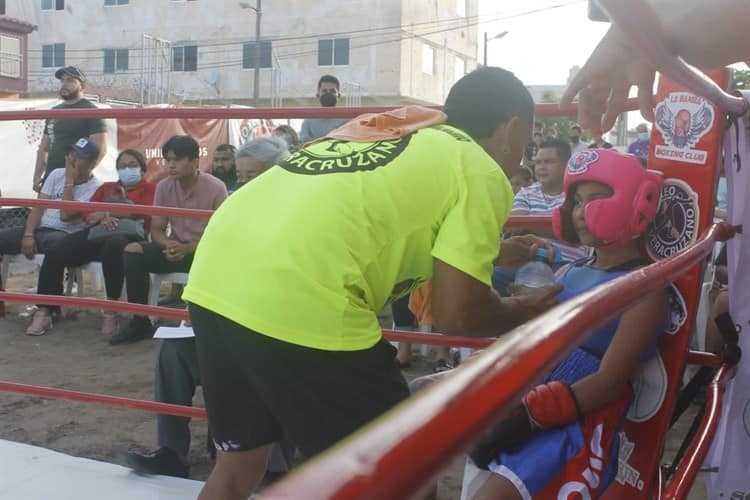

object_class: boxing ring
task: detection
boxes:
[0,0,748,498]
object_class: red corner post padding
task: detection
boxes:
[602,68,729,498]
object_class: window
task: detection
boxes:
[243,41,272,69]
[104,0,129,5]
[42,43,65,68]
[454,56,465,83]
[318,38,349,66]
[172,45,197,72]
[103,49,128,73]
[0,35,20,78]
[421,43,435,75]
[456,0,466,17]
[0,0,5,15]
[41,0,64,10]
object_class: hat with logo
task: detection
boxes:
[54,66,87,83]
[70,137,100,159]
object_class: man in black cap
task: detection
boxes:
[33,66,107,192]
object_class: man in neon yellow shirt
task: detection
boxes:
[183,67,560,499]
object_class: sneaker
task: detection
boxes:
[432,358,455,373]
[101,311,120,336]
[110,316,153,345]
[126,447,189,478]
[26,309,52,336]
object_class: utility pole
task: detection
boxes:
[254,0,262,107]
[240,1,262,107]
[483,30,509,66]
[483,32,487,67]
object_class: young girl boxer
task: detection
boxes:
[470,149,667,500]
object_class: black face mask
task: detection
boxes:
[570,136,580,144]
[319,92,337,107]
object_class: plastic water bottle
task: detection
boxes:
[514,248,556,288]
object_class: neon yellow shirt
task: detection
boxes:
[182,125,513,351]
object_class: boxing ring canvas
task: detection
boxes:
[0,439,203,500]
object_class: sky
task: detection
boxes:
[477,0,609,86]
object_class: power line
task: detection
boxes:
[25,1,581,78]
[25,10,499,54]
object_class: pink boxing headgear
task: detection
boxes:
[552,149,663,249]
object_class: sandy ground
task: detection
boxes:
[0,264,707,499]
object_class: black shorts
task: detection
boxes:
[189,303,410,458]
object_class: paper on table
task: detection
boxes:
[153,324,195,339]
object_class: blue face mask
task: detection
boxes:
[637,132,649,142]
[118,167,142,186]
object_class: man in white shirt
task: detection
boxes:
[0,138,101,323]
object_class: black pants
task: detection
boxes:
[0,226,68,291]
[125,242,193,319]
[36,227,131,304]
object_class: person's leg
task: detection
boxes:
[114,242,193,344]
[0,227,24,256]
[36,229,95,300]
[190,303,283,496]
[198,446,273,500]
[472,475,522,500]
[126,338,199,477]
[706,290,730,354]
[99,234,130,300]
[155,338,200,457]
[27,230,96,335]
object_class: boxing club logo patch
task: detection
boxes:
[567,150,599,175]
[647,179,700,260]
[653,92,714,165]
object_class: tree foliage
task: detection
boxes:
[536,91,586,143]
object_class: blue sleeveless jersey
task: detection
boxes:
[554,258,663,365]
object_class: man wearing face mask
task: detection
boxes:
[25,148,156,336]
[568,124,588,156]
[298,75,350,143]
[627,123,651,162]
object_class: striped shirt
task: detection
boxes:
[511,183,589,262]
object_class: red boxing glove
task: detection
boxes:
[523,381,581,430]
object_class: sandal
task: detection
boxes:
[26,309,52,336]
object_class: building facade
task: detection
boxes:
[0,1,37,98]
[17,0,478,106]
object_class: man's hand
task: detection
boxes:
[21,235,37,258]
[32,178,43,193]
[497,235,555,269]
[64,154,77,185]
[100,214,119,231]
[506,284,562,322]
[163,240,192,262]
[560,26,656,135]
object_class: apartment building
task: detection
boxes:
[9,0,479,106]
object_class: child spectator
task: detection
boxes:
[510,166,533,194]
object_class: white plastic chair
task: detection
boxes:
[148,272,189,307]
